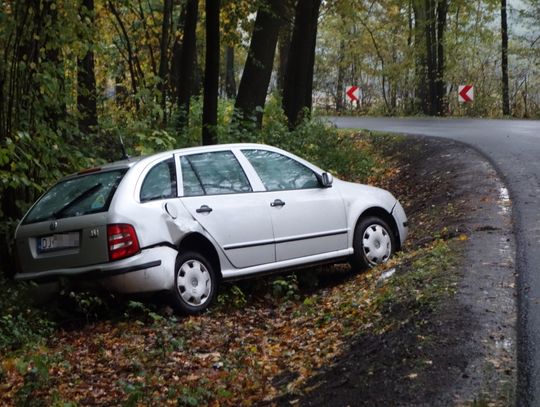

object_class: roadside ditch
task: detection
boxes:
[283,134,517,406]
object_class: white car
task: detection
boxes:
[14,144,408,313]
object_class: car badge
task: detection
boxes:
[49,221,58,231]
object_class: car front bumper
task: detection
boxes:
[14,245,177,293]
[392,200,409,247]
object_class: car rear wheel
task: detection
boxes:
[171,251,217,314]
[350,216,395,271]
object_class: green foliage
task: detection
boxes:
[271,274,300,302]
[125,300,166,324]
[374,240,456,318]
[15,352,62,407]
[174,95,374,181]
[217,284,248,310]
[132,129,176,155]
[0,277,54,352]
[65,290,109,322]
[178,384,213,406]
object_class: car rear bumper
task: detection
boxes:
[14,246,177,293]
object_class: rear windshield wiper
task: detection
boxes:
[53,183,103,219]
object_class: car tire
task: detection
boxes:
[170,251,217,314]
[350,216,396,271]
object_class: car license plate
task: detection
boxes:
[37,232,80,253]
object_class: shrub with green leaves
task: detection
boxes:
[175,95,374,182]
[0,277,54,352]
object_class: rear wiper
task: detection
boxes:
[53,183,103,219]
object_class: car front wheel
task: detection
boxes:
[350,216,396,271]
[171,251,217,314]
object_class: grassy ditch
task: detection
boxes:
[0,132,468,406]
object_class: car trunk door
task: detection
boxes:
[16,213,110,273]
[15,168,128,274]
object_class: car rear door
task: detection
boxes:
[177,150,275,269]
[241,149,348,262]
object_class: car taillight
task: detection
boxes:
[107,224,140,261]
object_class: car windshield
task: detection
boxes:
[23,169,127,224]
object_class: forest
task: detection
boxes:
[0,0,539,273]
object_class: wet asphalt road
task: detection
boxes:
[327,116,540,406]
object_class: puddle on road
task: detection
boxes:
[499,236,512,257]
[495,337,513,352]
[498,187,511,215]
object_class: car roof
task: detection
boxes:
[121,143,293,168]
[63,143,316,181]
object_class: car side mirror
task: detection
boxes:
[321,172,333,188]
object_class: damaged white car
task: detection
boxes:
[14,144,408,313]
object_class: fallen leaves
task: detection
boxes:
[0,266,390,406]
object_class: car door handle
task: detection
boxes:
[196,205,213,214]
[270,199,285,207]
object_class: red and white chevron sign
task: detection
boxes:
[346,86,360,102]
[458,85,474,103]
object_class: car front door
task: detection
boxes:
[241,149,348,262]
[178,150,275,269]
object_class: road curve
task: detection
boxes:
[327,116,540,406]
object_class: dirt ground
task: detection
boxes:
[278,135,517,406]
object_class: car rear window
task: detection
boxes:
[23,169,127,224]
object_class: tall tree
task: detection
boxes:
[109,1,139,100]
[282,0,322,129]
[276,0,295,95]
[202,0,220,145]
[501,0,510,116]
[78,0,98,135]
[158,0,172,124]
[413,0,448,116]
[335,39,345,112]
[176,0,198,130]
[234,0,283,129]
[225,46,236,99]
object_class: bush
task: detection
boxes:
[174,95,374,182]
[0,277,54,352]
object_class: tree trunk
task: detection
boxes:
[109,1,139,102]
[202,0,220,145]
[78,0,98,135]
[225,46,236,99]
[413,1,428,114]
[277,2,295,96]
[282,0,322,129]
[501,0,510,116]
[425,0,436,115]
[234,0,283,129]
[158,0,172,124]
[176,0,198,130]
[413,0,447,116]
[435,0,447,115]
[336,40,345,112]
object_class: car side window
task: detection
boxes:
[181,151,252,196]
[242,149,320,191]
[140,158,177,202]
[180,156,205,196]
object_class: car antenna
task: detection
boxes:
[119,135,129,160]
